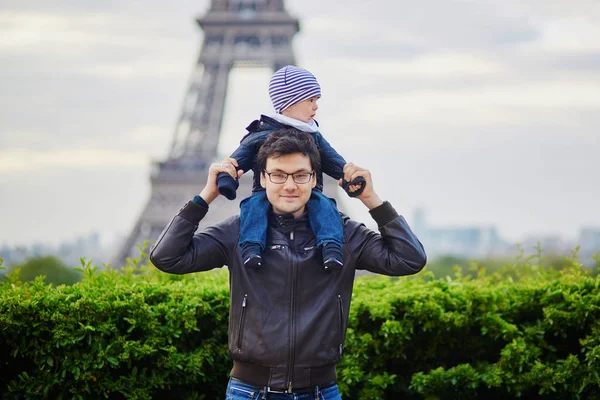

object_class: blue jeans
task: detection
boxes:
[239,190,343,250]
[225,377,343,400]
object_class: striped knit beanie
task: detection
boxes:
[269,65,321,113]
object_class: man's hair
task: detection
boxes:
[257,128,321,174]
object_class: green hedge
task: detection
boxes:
[1,254,600,399]
[339,266,600,399]
[0,259,231,400]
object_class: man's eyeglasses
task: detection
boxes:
[263,170,315,184]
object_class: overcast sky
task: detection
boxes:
[1,0,599,253]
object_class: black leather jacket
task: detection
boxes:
[150,200,426,391]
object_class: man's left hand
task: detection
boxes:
[339,162,383,210]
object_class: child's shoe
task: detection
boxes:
[217,172,239,200]
[322,242,343,271]
[242,243,262,268]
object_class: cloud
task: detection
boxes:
[0,12,142,51]
[0,11,197,68]
[363,79,600,113]
[0,148,150,173]
[1,0,599,249]
[331,52,506,79]
[78,60,191,80]
[1,123,171,161]
[300,0,540,53]
[526,17,600,53]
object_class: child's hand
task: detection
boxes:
[344,177,366,196]
[339,162,382,210]
[346,181,363,194]
[200,158,243,204]
[340,169,366,198]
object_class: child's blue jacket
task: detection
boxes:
[230,115,347,193]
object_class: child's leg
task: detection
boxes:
[239,191,270,268]
[307,191,344,270]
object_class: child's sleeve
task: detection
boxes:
[229,143,255,173]
[316,133,347,180]
[218,141,254,200]
[233,130,272,173]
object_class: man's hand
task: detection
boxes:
[339,162,383,210]
[199,158,243,205]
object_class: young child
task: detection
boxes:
[217,65,365,271]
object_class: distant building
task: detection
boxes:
[519,234,572,256]
[579,228,600,264]
[412,209,600,264]
[0,232,109,270]
[413,208,511,259]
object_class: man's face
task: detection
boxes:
[281,96,319,123]
[260,152,317,218]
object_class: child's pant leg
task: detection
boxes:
[238,191,270,250]
[307,191,343,248]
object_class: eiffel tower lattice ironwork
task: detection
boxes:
[114,0,341,265]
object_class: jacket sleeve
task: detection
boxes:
[348,201,427,276]
[230,130,270,174]
[149,201,238,274]
[315,133,346,180]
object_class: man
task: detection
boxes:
[150,129,427,399]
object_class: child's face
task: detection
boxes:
[281,96,319,123]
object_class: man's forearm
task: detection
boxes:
[199,187,218,205]
[361,193,383,210]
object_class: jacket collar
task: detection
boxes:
[266,113,320,133]
[269,209,309,234]
[248,114,320,133]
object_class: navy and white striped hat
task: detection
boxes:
[269,65,321,113]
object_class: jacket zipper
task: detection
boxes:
[286,229,297,392]
[337,295,344,357]
[237,294,248,351]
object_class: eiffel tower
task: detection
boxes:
[114,0,341,265]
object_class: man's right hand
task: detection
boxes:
[199,158,243,205]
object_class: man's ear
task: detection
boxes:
[260,171,266,189]
[311,173,317,189]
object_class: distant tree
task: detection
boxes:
[7,256,81,286]
[425,255,469,278]
[424,251,591,280]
